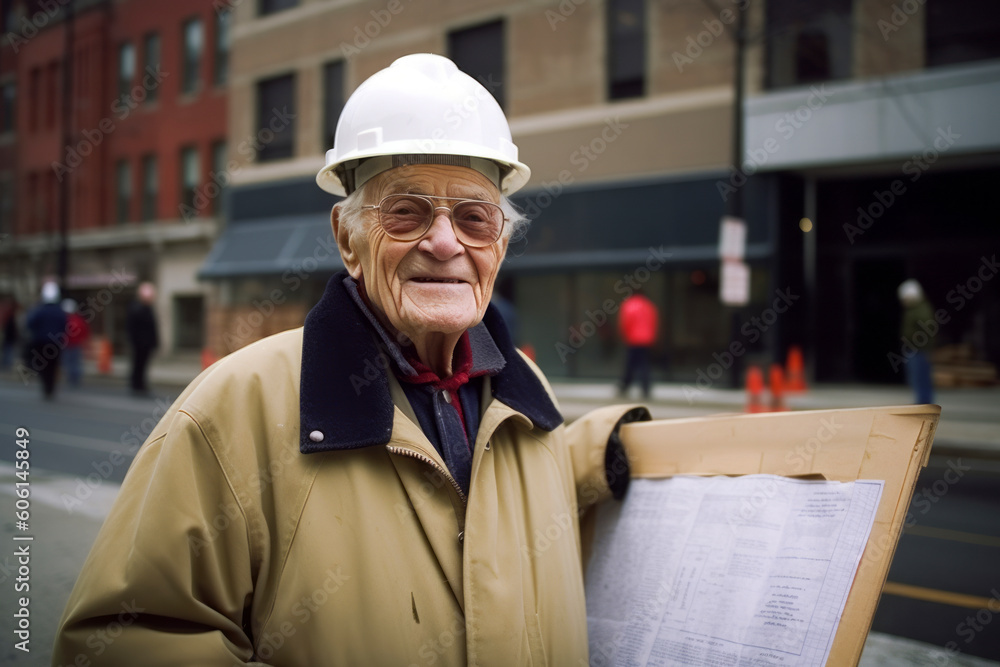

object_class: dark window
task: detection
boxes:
[765,0,852,89]
[211,140,227,217]
[256,74,295,162]
[926,0,1000,68]
[119,43,135,101]
[173,295,205,349]
[116,160,132,224]
[259,0,298,16]
[1,83,14,133]
[143,33,161,103]
[322,60,345,152]
[215,9,231,86]
[0,178,12,235]
[180,146,200,211]
[141,154,158,221]
[448,20,505,108]
[607,0,646,100]
[182,18,204,94]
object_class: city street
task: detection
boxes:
[0,373,998,665]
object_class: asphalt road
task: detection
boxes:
[1,375,998,662]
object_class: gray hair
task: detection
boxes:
[336,180,530,243]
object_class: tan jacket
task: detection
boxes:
[54,321,642,666]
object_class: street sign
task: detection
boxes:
[718,216,746,261]
[720,259,750,306]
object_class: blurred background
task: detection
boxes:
[1,2,999,665]
[1,0,999,389]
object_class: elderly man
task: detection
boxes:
[54,54,647,665]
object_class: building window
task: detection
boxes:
[182,18,204,95]
[180,146,200,212]
[141,154,158,221]
[1,83,14,133]
[211,140,227,217]
[259,0,298,16]
[926,0,1000,68]
[256,74,295,162]
[119,43,135,101]
[116,160,132,224]
[143,33,161,103]
[215,9,231,86]
[322,60,345,152]
[765,0,852,90]
[607,0,646,100]
[448,20,505,108]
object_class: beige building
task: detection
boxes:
[204,0,1000,384]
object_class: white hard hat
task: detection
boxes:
[898,279,923,303]
[316,53,530,197]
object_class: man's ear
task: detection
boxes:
[331,205,362,280]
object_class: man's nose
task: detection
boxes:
[418,210,465,259]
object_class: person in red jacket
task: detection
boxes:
[618,286,659,399]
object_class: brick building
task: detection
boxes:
[201,0,1000,385]
[0,0,229,354]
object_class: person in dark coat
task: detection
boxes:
[127,281,159,395]
[26,281,68,399]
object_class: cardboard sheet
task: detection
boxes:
[609,404,941,666]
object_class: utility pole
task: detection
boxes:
[57,1,74,291]
[726,5,747,389]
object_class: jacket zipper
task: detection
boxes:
[386,445,468,506]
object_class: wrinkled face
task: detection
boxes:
[337,164,508,343]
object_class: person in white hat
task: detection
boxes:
[25,280,67,399]
[55,54,648,665]
[897,279,936,404]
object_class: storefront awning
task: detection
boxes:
[198,214,344,279]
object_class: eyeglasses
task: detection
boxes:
[362,194,506,248]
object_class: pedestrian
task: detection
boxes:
[898,279,935,404]
[1,297,19,371]
[54,54,649,665]
[61,298,90,387]
[126,281,159,396]
[25,281,67,399]
[618,285,659,399]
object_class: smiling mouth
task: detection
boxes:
[412,277,464,284]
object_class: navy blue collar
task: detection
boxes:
[299,272,563,454]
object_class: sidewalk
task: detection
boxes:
[120,353,1000,459]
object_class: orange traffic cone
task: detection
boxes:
[745,366,766,413]
[97,338,112,375]
[786,345,807,392]
[769,363,788,412]
[520,343,536,362]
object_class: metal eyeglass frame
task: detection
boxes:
[361,193,507,247]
